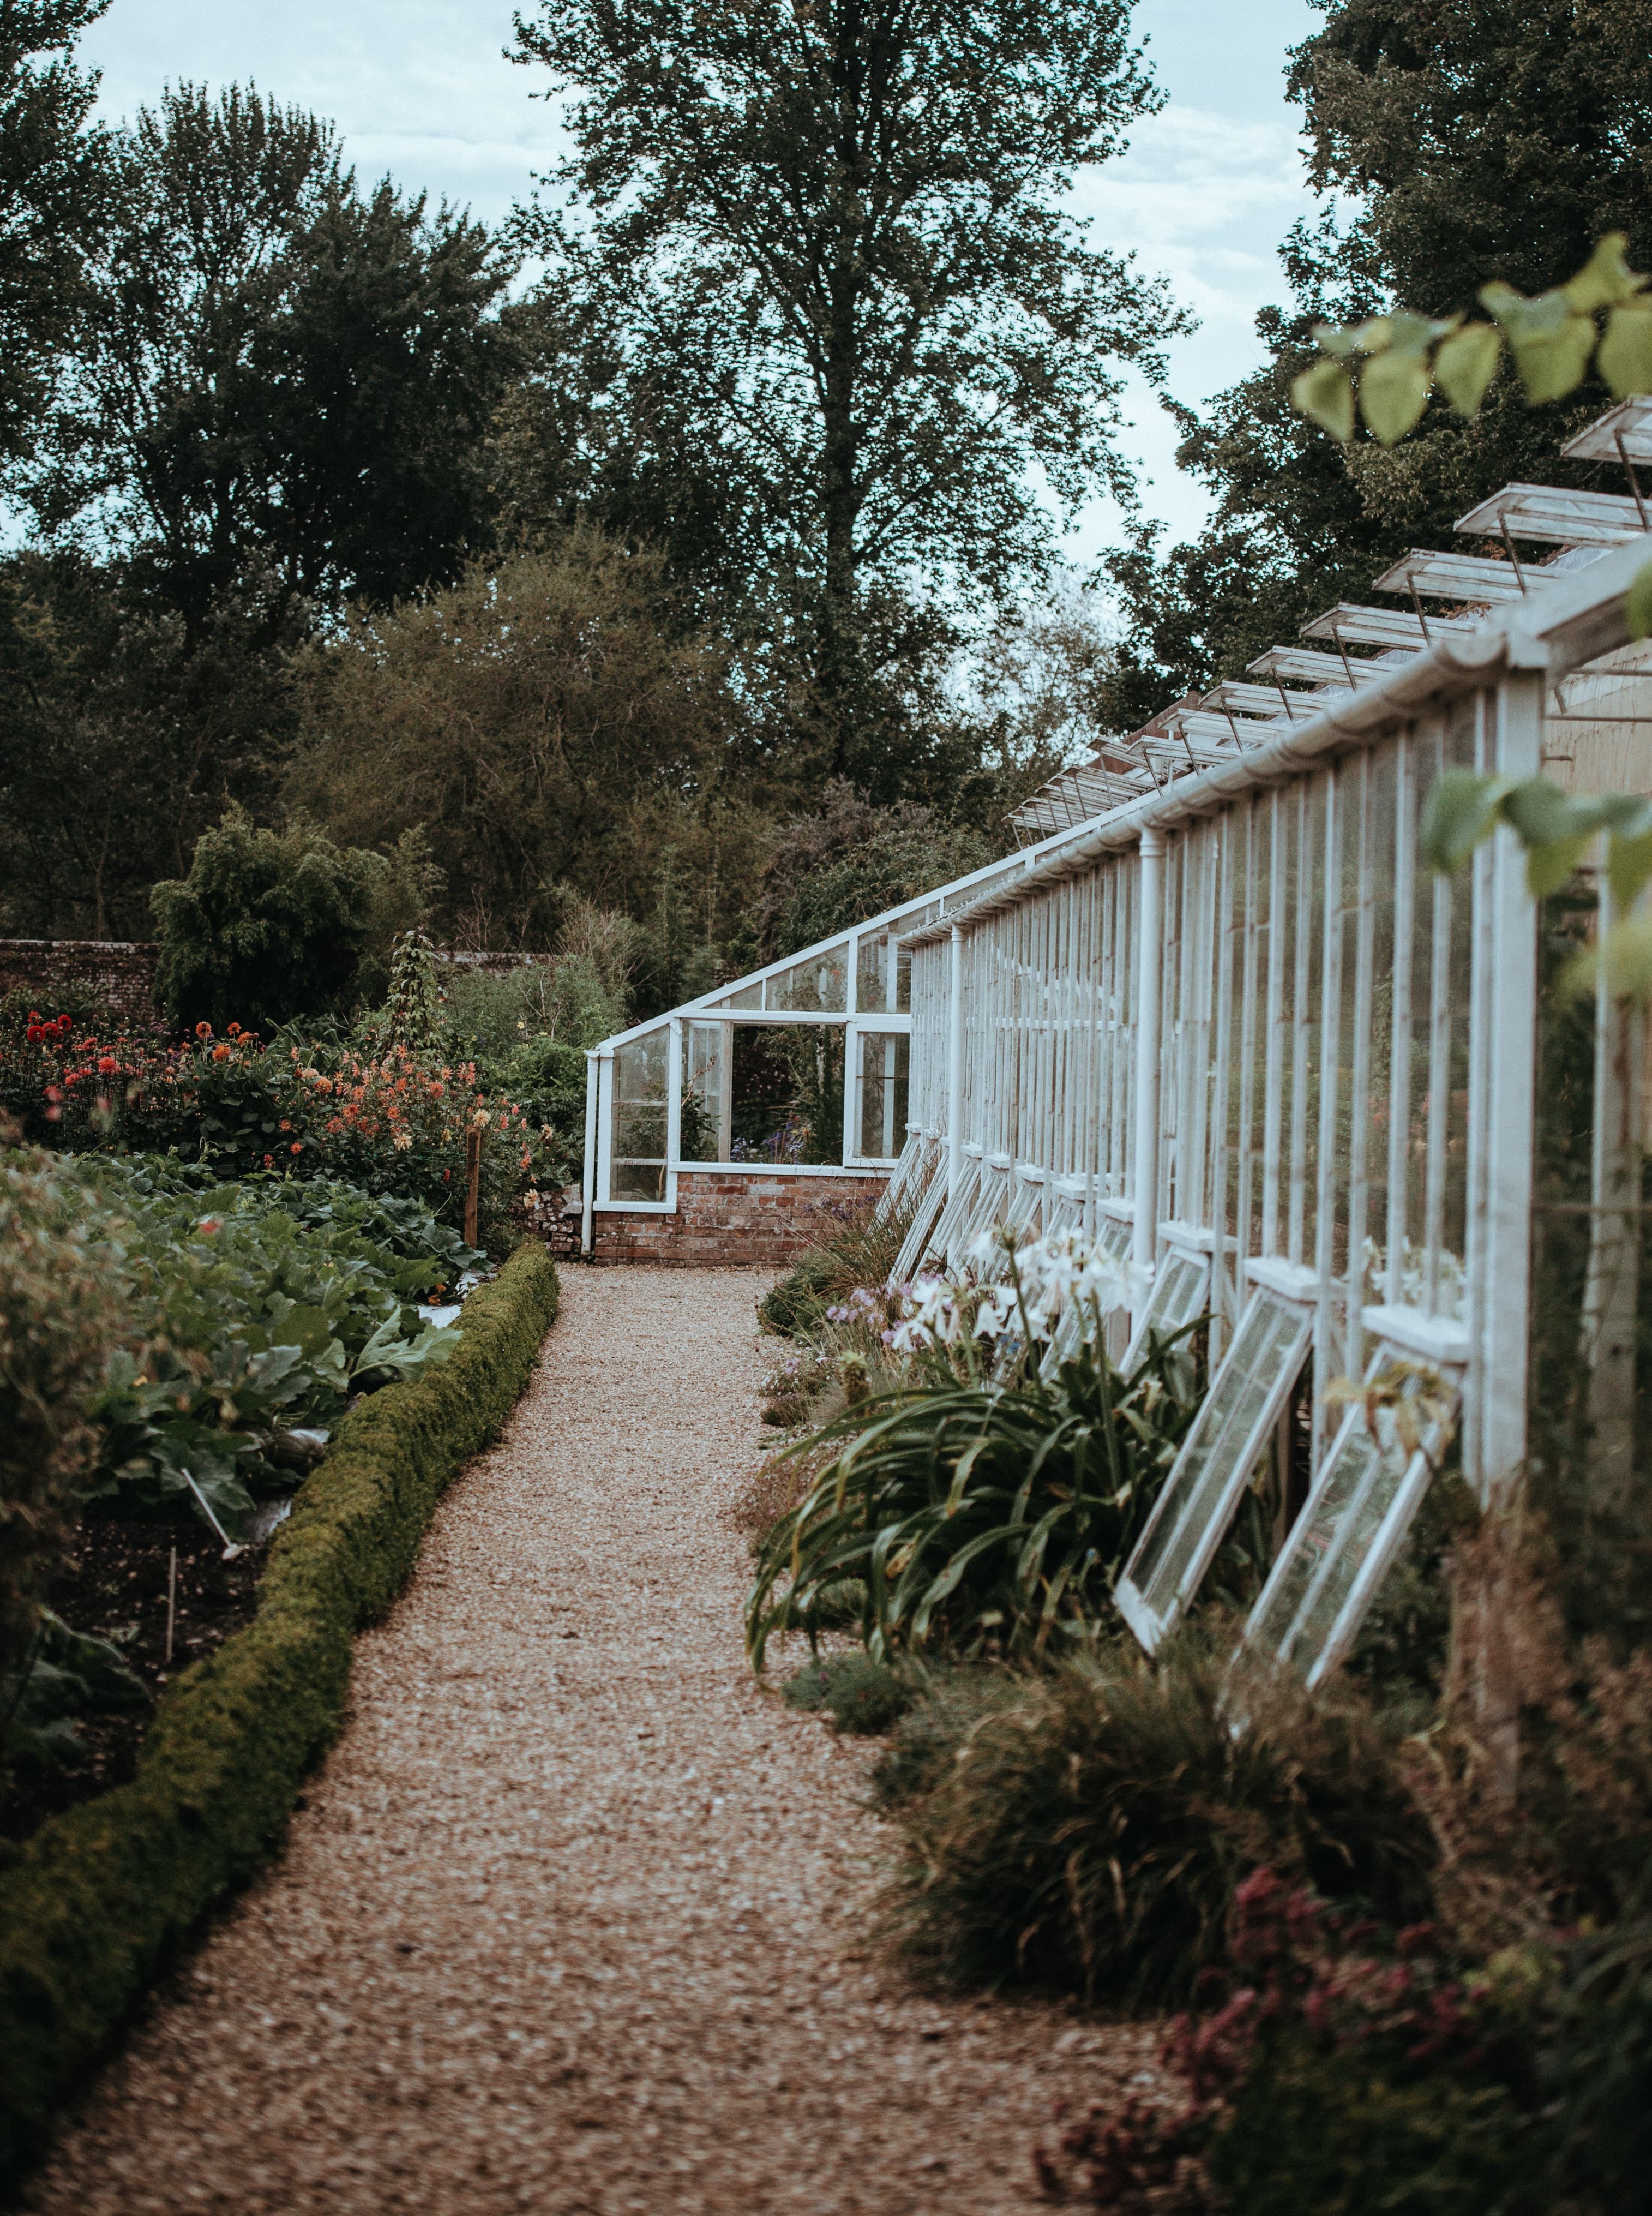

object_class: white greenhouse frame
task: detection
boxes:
[582,409,1652,1686]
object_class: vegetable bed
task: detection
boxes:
[0,1234,560,2177]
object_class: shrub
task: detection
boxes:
[879,1650,1433,2007]
[781,1649,910,1734]
[746,1332,1199,1668]
[150,808,432,1033]
[1402,1515,1652,1954]
[1041,1870,1544,2215]
[0,1238,560,2175]
[0,1148,131,1681]
[757,1197,912,1339]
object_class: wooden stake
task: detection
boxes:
[464,1123,483,1249]
[165,1545,177,1665]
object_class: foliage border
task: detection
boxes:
[0,1239,561,2178]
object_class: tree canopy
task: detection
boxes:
[1103,0,1652,727]
[508,0,1180,768]
[23,83,516,631]
[0,0,111,468]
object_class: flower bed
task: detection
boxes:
[0,1009,557,1249]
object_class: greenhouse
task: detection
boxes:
[585,395,1652,1674]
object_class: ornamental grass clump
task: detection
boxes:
[880,1646,1433,2009]
[746,1230,1199,1667]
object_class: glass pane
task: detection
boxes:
[857,933,893,1015]
[611,1031,668,1201]
[857,1031,910,1160]
[765,949,848,1012]
[921,1160,981,1275]
[682,1021,726,1163]
[1131,1290,1311,1623]
[1250,1355,1460,1675]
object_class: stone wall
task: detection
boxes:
[593,1169,888,1268]
[0,941,162,1030]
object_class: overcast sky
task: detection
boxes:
[77,0,1321,562]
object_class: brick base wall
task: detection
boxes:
[0,941,163,1030]
[594,1170,888,1267]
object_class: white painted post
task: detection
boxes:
[947,924,965,1192]
[1584,858,1642,1508]
[1472,672,1542,1506]
[580,1050,599,1259]
[1132,828,1166,1303]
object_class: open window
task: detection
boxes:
[1121,1224,1214,1369]
[1115,1257,1319,1655]
[1238,1308,1466,1691]
[898,1154,977,1280]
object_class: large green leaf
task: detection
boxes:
[1432,321,1502,418]
[1480,282,1596,404]
[1597,307,1652,399]
[1419,770,1512,872]
[1358,348,1431,447]
[1291,357,1354,443]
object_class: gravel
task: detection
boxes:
[23,1265,1159,2215]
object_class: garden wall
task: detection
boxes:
[0,940,552,1032]
[597,1169,888,1266]
[0,940,161,1028]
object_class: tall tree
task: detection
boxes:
[1104,0,1652,728]
[25,83,516,632]
[508,0,1180,774]
[0,0,111,470]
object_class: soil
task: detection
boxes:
[23,1268,1162,2215]
[1,1515,266,1847]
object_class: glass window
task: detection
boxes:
[857,933,894,1014]
[611,1031,669,1201]
[765,949,848,1012]
[1243,1351,1462,1688]
[682,1022,728,1163]
[857,1031,910,1160]
[1118,1285,1313,1651]
[1122,1248,1209,1368]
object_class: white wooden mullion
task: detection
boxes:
[1288,782,1312,1266]
[1386,731,1416,1310]
[1261,790,1285,1256]
[1313,768,1343,1469]
[1345,750,1378,1381]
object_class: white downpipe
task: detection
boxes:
[947,925,965,1191]
[579,1050,599,1259]
[1131,828,1166,1307]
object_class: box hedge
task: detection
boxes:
[0,1238,560,2176]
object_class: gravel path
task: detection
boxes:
[25,1266,1155,2215]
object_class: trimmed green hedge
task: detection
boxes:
[0,1239,560,2175]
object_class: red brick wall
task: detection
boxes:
[594,1170,888,1267]
[0,940,163,1030]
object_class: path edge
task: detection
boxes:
[0,1241,561,2181]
